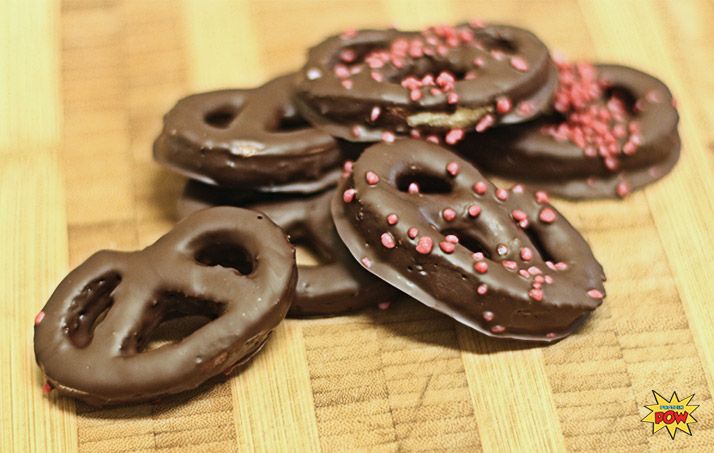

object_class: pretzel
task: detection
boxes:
[294,23,557,143]
[154,74,344,193]
[34,207,297,405]
[332,140,605,341]
[178,182,400,317]
[458,62,680,199]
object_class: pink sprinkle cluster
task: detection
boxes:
[543,59,644,197]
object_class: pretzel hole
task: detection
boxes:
[274,107,312,132]
[293,238,327,268]
[194,234,254,275]
[604,86,637,114]
[205,106,239,129]
[523,227,555,263]
[396,169,453,194]
[137,292,225,353]
[441,229,491,258]
[66,272,122,348]
[481,35,518,54]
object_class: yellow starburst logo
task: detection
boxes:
[641,391,699,439]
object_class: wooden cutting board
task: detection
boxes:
[2,1,713,451]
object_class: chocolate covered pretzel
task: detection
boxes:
[294,23,558,143]
[178,182,399,317]
[458,61,680,199]
[154,75,344,193]
[34,207,297,405]
[332,140,605,341]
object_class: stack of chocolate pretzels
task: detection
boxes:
[35,22,680,406]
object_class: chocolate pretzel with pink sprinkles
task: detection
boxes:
[332,140,605,341]
[294,23,558,144]
[154,75,344,193]
[458,61,680,199]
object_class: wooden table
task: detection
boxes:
[2,1,713,451]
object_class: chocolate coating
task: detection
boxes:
[178,182,399,317]
[153,74,343,193]
[458,64,680,199]
[34,207,297,406]
[295,24,558,142]
[332,140,605,341]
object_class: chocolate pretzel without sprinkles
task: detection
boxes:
[178,182,400,317]
[294,23,558,143]
[34,207,297,405]
[458,62,680,199]
[154,75,344,193]
[332,140,605,341]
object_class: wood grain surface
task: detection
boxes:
[2,1,713,451]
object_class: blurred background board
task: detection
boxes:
[2,0,714,451]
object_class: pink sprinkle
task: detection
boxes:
[468,204,481,217]
[517,101,535,117]
[511,209,527,221]
[491,325,506,334]
[361,257,373,268]
[370,106,381,122]
[519,269,530,278]
[546,332,557,339]
[539,207,557,223]
[426,135,440,144]
[439,241,456,253]
[410,89,423,101]
[482,311,494,322]
[528,288,544,301]
[512,184,524,194]
[615,181,630,198]
[496,189,508,201]
[370,71,384,82]
[410,129,422,139]
[472,252,485,261]
[343,188,357,203]
[518,219,529,229]
[445,234,459,244]
[474,261,489,274]
[510,56,529,72]
[387,214,399,225]
[42,381,53,395]
[473,56,485,67]
[447,92,460,104]
[535,191,549,204]
[365,171,380,185]
[473,181,488,195]
[442,208,457,221]
[502,260,517,271]
[587,289,605,299]
[555,262,569,271]
[378,301,391,310]
[520,247,533,261]
[34,311,45,326]
[446,161,461,176]
[343,160,353,175]
[445,128,464,145]
[416,236,434,254]
[545,275,554,284]
[408,182,420,194]
[475,114,495,132]
[351,125,363,138]
[407,227,419,239]
[496,96,512,114]
[528,266,542,275]
[546,261,556,271]
[477,284,489,296]
[341,79,353,90]
[381,131,395,143]
[381,232,396,249]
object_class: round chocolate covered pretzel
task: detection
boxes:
[295,23,558,143]
[332,140,605,341]
[154,74,343,193]
[458,62,680,199]
[34,207,297,406]
[178,182,399,317]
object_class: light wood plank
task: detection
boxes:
[579,0,714,400]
